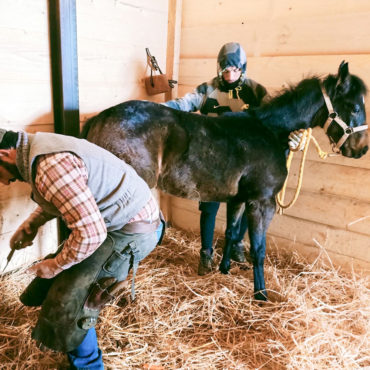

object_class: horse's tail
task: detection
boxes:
[80,115,96,139]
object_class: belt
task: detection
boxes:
[122,217,161,234]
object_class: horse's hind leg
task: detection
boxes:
[230,206,248,263]
[246,197,276,301]
[219,200,245,274]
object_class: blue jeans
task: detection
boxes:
[199,201,247,250]
[67,221,164,369]
[68,328,103,369]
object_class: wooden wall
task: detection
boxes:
[169,0,370,270]
[0,0,170,271]
[77,0,169,122]
[0,0,57,272]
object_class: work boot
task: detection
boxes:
[230,241,247,263]
[198,249,215,275]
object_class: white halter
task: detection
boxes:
[320,83,368,151]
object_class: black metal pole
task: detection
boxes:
[48,0,80,241]
[48,0,80,137]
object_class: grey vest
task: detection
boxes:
[17,132,151,231]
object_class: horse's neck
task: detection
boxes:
[256,80,326,137]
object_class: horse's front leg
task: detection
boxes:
[219,200,245,274]
[246,197,276,301]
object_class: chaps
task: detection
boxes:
[30,229,158,352]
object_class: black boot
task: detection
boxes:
[198,249,215,275]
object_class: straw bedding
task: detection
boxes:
[0,227,369,369]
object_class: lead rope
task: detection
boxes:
[276,128,329,214]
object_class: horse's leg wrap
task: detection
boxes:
[31,230,158,353]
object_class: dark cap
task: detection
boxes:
[0,129,19,149]
[0,129,7,146]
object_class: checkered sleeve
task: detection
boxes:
[34,152,107,272]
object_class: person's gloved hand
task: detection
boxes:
[84,277,127,311]
[10,217,39,250]
[288,129,307,151]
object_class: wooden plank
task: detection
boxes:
[0,221,58,273]
[0,84,53,126]
[305,129,370,169]
[76,1,168,61]
[287,157,370,201]
[0,0,48,31]
[160,0,183,222]
[0,183,31,202]
[170,194,370,240]
[281,189,370,236]
[177,55,370,101]
[164,0,182,101]
[79,83,165,120]
[182,0,370,29]
[76,0,167,19]
[77,0,169,113]
[265,235,370,272]
[0,197,39,234]
[0,30,50,82]
[268,214,370,262]
[180,1,370,57]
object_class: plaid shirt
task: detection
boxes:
[34,152,159,272]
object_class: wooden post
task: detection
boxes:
[165,0,182,102]
[161,0,182,225]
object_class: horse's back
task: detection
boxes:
[82,100,176,187]
[82,100,287,201]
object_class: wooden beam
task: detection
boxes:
[165,0,182,101]
[161,0,182,225]
[48,0,80,137]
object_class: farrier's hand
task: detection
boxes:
[27,259,63,279]
[288,129,307,151]
[10,219,39,250]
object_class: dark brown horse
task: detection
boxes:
[81,62,368,300]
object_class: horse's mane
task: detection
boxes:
[262,72,367,110]
[252,71,367,133]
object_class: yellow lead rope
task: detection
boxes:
[276,128,328,214]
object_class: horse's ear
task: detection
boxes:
[336,61,350,95]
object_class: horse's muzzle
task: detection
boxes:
[341,130,369,158]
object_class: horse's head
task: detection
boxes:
[322,61,368,158]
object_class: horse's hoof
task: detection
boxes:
[198,254,215,276]
[219,260,230,275]
[254,290,268,301]
[230,241,247,263]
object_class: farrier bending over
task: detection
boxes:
[0,129,164,369]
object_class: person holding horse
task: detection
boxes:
[164,42,268,274]
[0,128,164,369]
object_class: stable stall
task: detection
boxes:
[0,0,369,368]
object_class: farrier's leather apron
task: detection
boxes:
[23,226,162,352]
